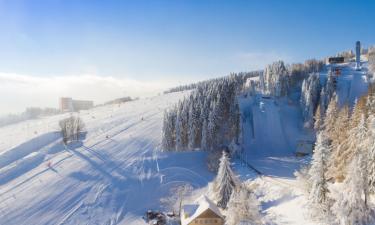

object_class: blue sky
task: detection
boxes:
[0,0,374,114]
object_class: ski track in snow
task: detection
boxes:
[0,91,213,225]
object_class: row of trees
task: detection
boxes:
[209,152,261,225]
[369,48,375,74]
[300,85,375,224]
[260,61,290,97]
[0,107,60,127]
[162,73,253,170]
[259,59,324,98]
[256,59,326,129]
[300,70,337,129]
[300,73,321,128]
[162,60,324,170]
[163,72,260,94]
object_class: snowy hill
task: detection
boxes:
[0,60,372,225]
[0,91,214,225]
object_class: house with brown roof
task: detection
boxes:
[181,195,224,225]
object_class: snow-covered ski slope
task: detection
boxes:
[239,94,312,178]
[0,61,371,225]
[0,91,213,225]
[239,61,370,178]
[326,61,369,107]
[236,61,371,225]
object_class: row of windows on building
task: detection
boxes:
[194,218,220,224]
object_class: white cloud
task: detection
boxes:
[0,73,176,115]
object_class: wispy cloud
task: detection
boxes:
[0,73,176,115]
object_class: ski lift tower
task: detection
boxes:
[355,41,361,70]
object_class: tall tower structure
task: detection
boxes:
[355,41,361,70]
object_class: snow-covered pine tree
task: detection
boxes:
[301,73,321,128]
[314,104,323,131]
[161,71,248,155]
[308,132,331,217]
[320,71,336,112]
[352,115,369,206]
[332,152,371,225]
[181,100,189,149]
[350,97,366,130]
[333,102,367,183]
[201,119,208,149]
[319,88,326,114]
[328,104,350,181]
[213,92,225,144]
[200,99,210,150]
[228,97,240,144]
[161,109,176,151]
[208,102,218,150]
[368,115,375,194]
[194,99,202,147]
[211,151,239,209]
[161,111,169,149]
[175,103,183,151]
[369,48,375,73]
[347,112,367,158]
[261,61,290,97]
[226,185,261,225]
[366,91,375,118]
[188,100,197,149]
[323,95,338,140]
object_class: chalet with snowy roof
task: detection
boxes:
[181,195,224,225]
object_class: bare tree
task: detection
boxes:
[59,116,85,144]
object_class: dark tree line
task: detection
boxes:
[163,72,260,94]
[0,107,60,127]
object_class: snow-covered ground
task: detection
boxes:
[0,61,370,225]
[323,61,369,107]
[0,91,214,225]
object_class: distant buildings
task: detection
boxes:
[326,41,364,68]
[103,96,133,105]
[59,97,94,112]
[327,57,345,64]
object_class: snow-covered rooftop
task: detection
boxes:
[182,204,199,216]
[181,195,223,225]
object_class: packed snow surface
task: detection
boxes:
[0,91,213,225]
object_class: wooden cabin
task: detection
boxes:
[181,195,224,225]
